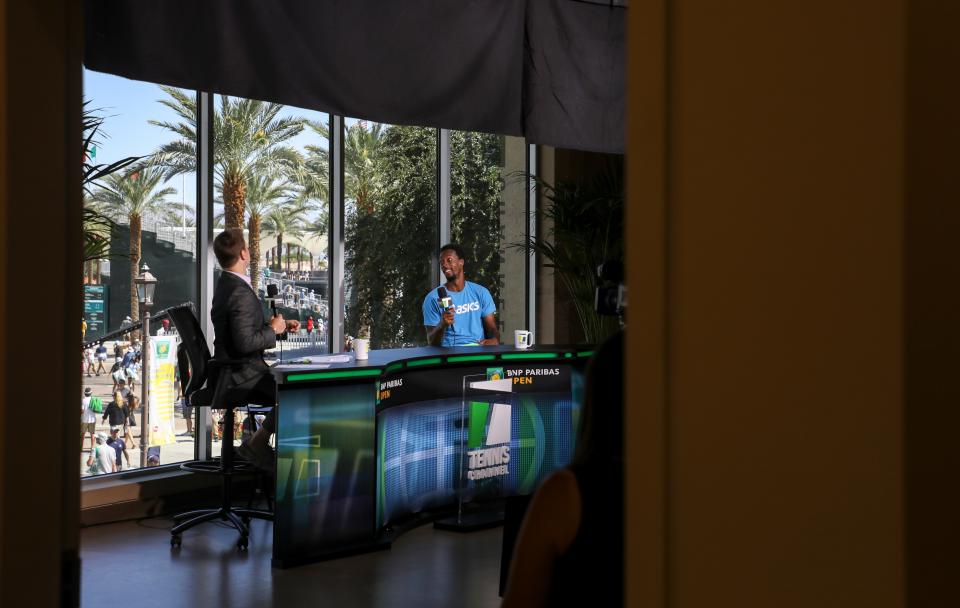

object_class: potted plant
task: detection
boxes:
[514,160,624,344]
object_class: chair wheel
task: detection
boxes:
[171,534,182,548]
[237,535,248,551]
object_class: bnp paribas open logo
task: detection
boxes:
[154,341,170,358]
[466,401,511,481]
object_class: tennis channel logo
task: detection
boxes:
[466,401,511,481]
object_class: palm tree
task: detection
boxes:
[150,86,306,229]
[82,101,139,264]
[264,201,308,273]
[301,119,330,206]
[91,163,176,321]
[303,211,329,246]
[158,202,196,228]
[216,174,290,290]
[344,121,385,213]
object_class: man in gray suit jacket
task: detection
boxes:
[211,228,300,469]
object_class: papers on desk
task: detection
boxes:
[277,357,330,369]
[281,354,353,366]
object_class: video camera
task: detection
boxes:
[594,261,627,317]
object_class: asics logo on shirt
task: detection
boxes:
[455,301,481,314]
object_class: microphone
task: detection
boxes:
[267,284,287,341]
[437,286,454,329]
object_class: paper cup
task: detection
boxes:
[354,338,369,360]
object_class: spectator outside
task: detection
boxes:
[84,347,96,377]
[110,358,125,392]
[82,317,87,341]
[94,343,108,375]
[147,446,161,467]
[102,390,127,436]
[178,394,194,438]
[87,433,116,474]
[81,387,100,451]
[106,426,129,470]
[121,390,138,450]
[124,350,139,392]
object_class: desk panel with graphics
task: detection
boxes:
[271,345,591,567]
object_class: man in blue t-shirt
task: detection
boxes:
[422,244,500,347]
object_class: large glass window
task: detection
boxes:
[82,70,198,476]
[450,132,529,343]
[80,79,530,483]
[343,121,439,349]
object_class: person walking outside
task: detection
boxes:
[306,315,315,347]
[124,350,139,392]
[84,347,96,377]
[81,387,102,452]
[102,391,127,442]
[87,433,116,474]
[121,391,138,450]
[110,358,125,392]
[107,425,130,470]
[94,343,108,375]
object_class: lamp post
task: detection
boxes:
[134,264,158,468]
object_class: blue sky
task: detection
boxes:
[84,69,333,214]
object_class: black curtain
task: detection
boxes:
[84,0,624,153]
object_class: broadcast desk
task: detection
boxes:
[269,344,593,568]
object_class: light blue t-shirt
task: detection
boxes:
[422,281,496,347]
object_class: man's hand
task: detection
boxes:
[286,319,301,333]
[481,314,500,346]
[441,308,455,327]
[270,314,286,335]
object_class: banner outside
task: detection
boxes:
[149,335,178,447]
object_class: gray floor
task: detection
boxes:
[81,517,504,608]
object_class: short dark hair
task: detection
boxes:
[214,228,246,268]
[439,243,465,260]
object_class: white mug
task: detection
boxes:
[514,330,534,349]
[354,338,370,360]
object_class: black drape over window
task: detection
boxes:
[84,0,624,153]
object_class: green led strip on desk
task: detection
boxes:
[446,354,497,363]
[501,352,560,361]
[406,357,443,367]
[286,368,383,382]
[577,350,595,358]
[385,362,404,374]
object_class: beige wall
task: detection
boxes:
[0,1,82,605]
[627,0,958,606]
[500,136,528,339]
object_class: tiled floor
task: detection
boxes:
[81,516,504,608]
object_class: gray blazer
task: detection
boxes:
[210,272,276,389]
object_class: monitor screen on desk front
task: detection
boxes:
[375,362,578,527]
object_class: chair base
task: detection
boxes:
[169,403,273,551]
[170,506,273,551]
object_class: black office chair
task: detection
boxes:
[166,305,274,551]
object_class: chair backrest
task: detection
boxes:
[167,305,210,398]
